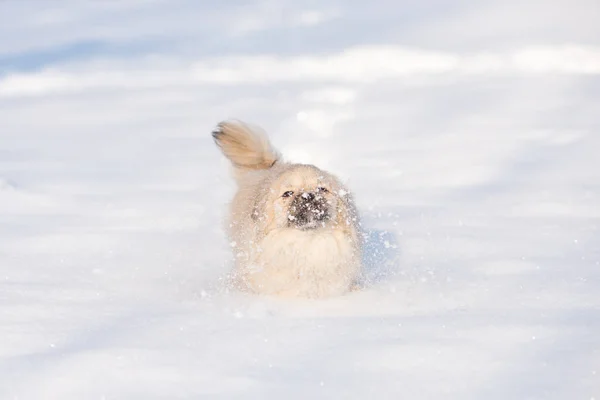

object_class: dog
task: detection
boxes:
[212,120,362,298]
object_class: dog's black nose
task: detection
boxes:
[301,192,315,201]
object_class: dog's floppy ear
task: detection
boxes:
[251,197,262,221]
[250,186,278,236]
[251,187,269,222]
[336,188,362,245]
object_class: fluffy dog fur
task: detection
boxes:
[213,120,362,298]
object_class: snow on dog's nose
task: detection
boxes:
[288,191,330,229]
[301,192,314,201]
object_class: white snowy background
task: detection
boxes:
[1,0,599,398]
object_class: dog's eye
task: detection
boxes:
[282,191,294,198]
[317,187,329,193]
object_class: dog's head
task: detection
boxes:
[253,164,357,233]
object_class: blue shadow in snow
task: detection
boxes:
[359,229,401,286]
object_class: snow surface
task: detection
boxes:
[1,1,599,399]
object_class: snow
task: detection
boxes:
[1,1,599,399]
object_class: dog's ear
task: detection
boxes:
[336,188,362,245]
[251,187,278,236]
[251,199,261,221]
[251,188,268,221]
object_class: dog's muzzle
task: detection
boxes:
[288,192,330,229]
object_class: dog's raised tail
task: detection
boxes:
[212,120,280,176]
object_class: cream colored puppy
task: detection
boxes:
[212,120,362,298]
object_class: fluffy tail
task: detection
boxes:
[212,120,280,176]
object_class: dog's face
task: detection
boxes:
[254,165,353,232]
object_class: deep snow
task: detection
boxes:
[1,1,599,399]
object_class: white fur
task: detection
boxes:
[237,227,360,298]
